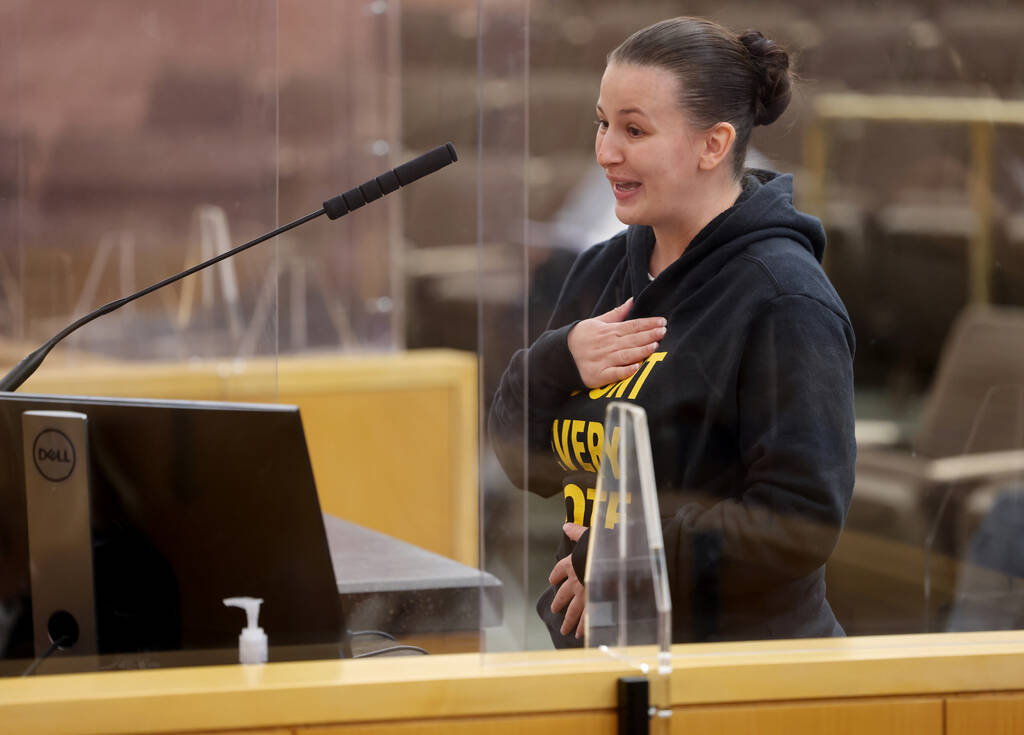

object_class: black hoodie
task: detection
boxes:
[488,171,856,646]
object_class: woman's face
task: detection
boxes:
[595,63,706,229]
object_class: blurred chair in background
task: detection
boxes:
[853,304,1024,547]
[832,305,1024,634]
[948,488,1024,632]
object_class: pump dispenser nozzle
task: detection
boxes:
[223,596,267,664]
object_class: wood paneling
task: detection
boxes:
[947,692,1024,735]
[301,712,616,735]
[672,697,942,735]
[290,386,454,553]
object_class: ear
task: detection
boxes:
[697,122,736,171]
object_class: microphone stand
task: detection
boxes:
[0,143,457,392]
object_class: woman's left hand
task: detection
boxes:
[548,522,588,638]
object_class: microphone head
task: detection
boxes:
[323,143,458,220]
[393,142,458,187]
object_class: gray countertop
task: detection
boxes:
[323,514,502,634]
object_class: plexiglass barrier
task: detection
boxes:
[477,0,532,657]
[938,384,1024,634]
[478,0,1024,687]
[0,0,399,377]
[585,403,670,652]
[0,0,447,676]
[2,0,1024,691]
[849,306,1024,637]
[585,402,672,722]
[926,358,1024,634]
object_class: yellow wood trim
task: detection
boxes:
[968,120,994,304]
[448,356,479,566]
[6,633,1024,734]
[814,93,1024,125]
[18,361,227,400]
[800,119,827,218]
[667,631,1024,705]
[807,92,1008,307]
[260,350,475,396]
[0,651,632,735]
[16,349,476,397]
[857,448,1024,484]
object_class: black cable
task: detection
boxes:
[21,635,72,676]
[349,630,396,641]
[354,644,429,658]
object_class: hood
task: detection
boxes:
[624,170,826,297]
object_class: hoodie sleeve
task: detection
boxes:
[487,238,630,497]
[487,240,625,496]
[487,323,586,495]
[662,294,856,617]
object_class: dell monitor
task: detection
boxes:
[0,392,350,674]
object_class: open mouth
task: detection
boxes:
[613,181,641,192]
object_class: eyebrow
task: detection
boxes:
[595,103,650,118]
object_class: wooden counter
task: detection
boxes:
[11,349,479,567]
[3,631,1024,734]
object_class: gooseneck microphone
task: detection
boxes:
[323,142,457,219]
[0,143,458,392]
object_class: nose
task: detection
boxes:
[595,130,623,168]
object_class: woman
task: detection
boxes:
[488,17,856,647]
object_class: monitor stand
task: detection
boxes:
[21,410,98,657]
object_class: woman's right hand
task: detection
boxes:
[567,298,666,388]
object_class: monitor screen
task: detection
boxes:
[0,392,348,673]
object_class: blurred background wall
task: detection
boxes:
[0,0,403,364]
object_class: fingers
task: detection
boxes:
[548,553,587,636]
[548,556,571,586]
[612,342,660,368]
[596,297,633,323]
[562,522,586,543]
[551,579,574,614]
[569,308,668,389]
[615,322,666,347]
[616,316,667,336]
[560,592,586,636]
[576,612,585,639]
[597,362,643,385]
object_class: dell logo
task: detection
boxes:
[38,447,71,463]
[32,429,76,482]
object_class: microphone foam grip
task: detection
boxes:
[393,142,458,187]
[323,143,457,220]
[341,186,367,212]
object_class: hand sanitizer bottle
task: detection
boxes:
[223,597,268,664]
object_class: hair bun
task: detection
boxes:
[739,30,792,126]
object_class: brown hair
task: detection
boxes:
[609,17,792,177]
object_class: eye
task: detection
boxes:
[594,118,608,131]
[627,125,644,138]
